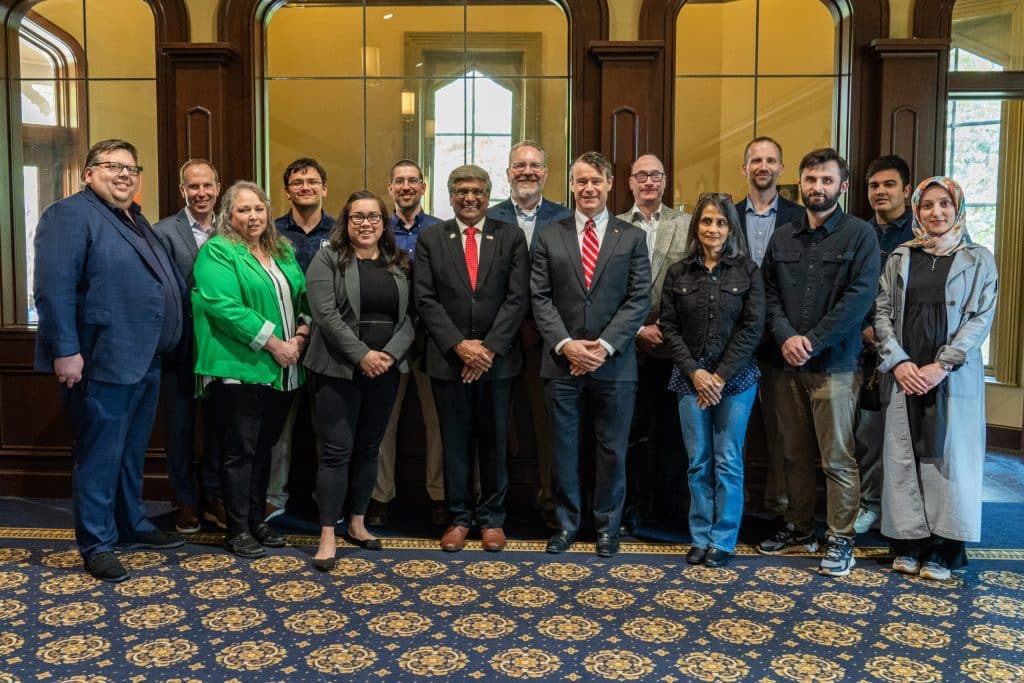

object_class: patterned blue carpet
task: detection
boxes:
[0,531,1021,682]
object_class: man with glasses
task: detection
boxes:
[154,159,223,534]
[369,160,445,528]
[266,157,334,522]
[414,165,530,552]
[616,154,690,534]
[532,151,651,557]
[487,141,572,527]
[35,138,186,582]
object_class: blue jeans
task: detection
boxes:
[677,383,756,553]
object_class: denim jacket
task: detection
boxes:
[659,253,765,382]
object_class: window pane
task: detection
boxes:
[467,0,568,78]
[19,38,57,80]
[432,135,466,218]
[756,76,835,179]
[366,3,465,78]
[85,0,154,78]
[673,77,755,211]
[757,0,837,75]
[949,47,1004,72]
[24,165,40,324]
[20,81,58,126]
[951,1,1023,71]
[26,0,85,53]
[676,0,756,75]
[366,77,427,199]
[267,5,363,77]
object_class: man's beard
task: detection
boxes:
[801,188,841,212]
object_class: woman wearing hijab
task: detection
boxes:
[874,176,997,581]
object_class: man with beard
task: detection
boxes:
[487,141,571,526]
[370,159,445,527]
[756,148,879,577]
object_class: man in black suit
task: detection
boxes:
[414,165,530,553]
[153,159,223,534]
[733,136,803,523]
[531,151,651,557]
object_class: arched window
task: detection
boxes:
[262,1,569,217]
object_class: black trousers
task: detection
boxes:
[209,382,294,537]
[312,370,399,528]
[432,377,513,529]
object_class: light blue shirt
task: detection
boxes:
[744,194,780,266]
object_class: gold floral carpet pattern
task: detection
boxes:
[0,533,1021,682]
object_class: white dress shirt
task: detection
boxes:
[555,209,614,357]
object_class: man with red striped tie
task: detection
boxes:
[531,151,652,557]
[413,165,530,553]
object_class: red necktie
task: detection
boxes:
[581,219,598,288]
[464,226,479,290]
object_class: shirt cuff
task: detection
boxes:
[554,338,571,354]
[598,338,615,356]
[251,320,275,351]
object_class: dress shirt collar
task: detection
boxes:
[391,207,427,232]
[628,203,662,224]
[184,207,215,232]
[575,209,609,236]
[513,196,542,219]
[869,208,911,232]
[744,193,779,216]
[455,216,484,234]
[795,204,846,235]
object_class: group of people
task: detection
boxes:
[34,136,996,585]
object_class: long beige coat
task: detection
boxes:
[874,242,997,542]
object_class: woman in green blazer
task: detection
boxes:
[193,181,310,559]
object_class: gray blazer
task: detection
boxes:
[153,208,202,287]
[303,246,414,380]
[616,203,690,323]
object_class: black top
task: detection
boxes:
[903,249,953,366]
[275,210,334,272]
[357,257,398,351]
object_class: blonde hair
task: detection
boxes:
[216,181,290,260]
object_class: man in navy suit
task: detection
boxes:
[415,165,530,553]
[153,159,222,534]
[486,140,572,526]
[34,139,186,582]
[531,151,651,557]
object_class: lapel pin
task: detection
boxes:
[486,235,494,240]
[449,233,456,239]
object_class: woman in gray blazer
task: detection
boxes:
[304,190,414,570]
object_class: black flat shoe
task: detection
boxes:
[224,532,265,559]
[705,548,732,567]
[596,532,620,558]
[312,556,336,572]
[85,551,129,583]
[251,523,286,548]
[686,546,707,565]
[546,531,575,554]
[343,532,383,551]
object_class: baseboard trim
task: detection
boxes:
[987,424,1021,454]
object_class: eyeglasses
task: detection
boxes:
[350,213,383,225]
[510,162,547,172]
[391,177,423,187]
[287,179,323,189]
[93,161,143,176]
[699,192,733,203]
[630,171,665,183]
[453,188,488,198]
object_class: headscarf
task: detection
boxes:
[905,176,969,256]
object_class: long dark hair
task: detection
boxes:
[683,193,743,261]
[330,190,410,273]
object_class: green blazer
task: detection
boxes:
[192,234,309,390]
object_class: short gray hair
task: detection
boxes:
[508,140,545,165]
[447,165,492,194]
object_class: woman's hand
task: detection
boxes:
[917,362,949,392]
[692,369,723,407]
[359,350,393,377]
[266,336,299,368]
[893,361,930,395]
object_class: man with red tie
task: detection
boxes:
[413,165,531,552]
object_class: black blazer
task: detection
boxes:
[414,218,530,381]
[733,195,803,256]
[530,214,651,381]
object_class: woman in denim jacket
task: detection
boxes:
[660,193,765,567]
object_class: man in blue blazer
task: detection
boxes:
[487,140,573,527]
[153,159,222,534]
[34,139,186,582]
[531,151,651,557]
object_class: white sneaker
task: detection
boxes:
[853,507,880,534]
[919,561,951,581]
[892,556,921,575]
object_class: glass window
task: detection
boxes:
[264,1,569,217]
[673,0,843,212]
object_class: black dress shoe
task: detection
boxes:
[85,551,129,583]
[224,532,266,559]
[312,556,336,572]
[343,532,383,551]
[365,499,389,527]
[686,546,707,565]
[119,530,185,550]
[596,532,620,558]
[546,531,575,554]
[705,548,732,567]
[251,523,286,548]
[431,500,449,526]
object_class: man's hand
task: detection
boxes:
[917,362,949,392]
[893,361,930,395]
[637,324,664,353]
[266,336,300,368]
[54,353,84,389]
[861,326,876,351]
[454,340,494,372]
[565,339,608,376]
[781,335,813,367]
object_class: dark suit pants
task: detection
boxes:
[312,370,399,528]
[432,377,513,529]
[64,358,162,558]
[546,375,636,536]
[209,382,294,537]
[162,364,219,508]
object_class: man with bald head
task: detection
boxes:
[617,154,689,533]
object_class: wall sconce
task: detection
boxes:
[401,90,416,122]
[363,46,381,86]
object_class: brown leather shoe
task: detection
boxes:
[440,525,470,552]
[481,527,506,552]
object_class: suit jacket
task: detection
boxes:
[414,217,531,381]
[530,213,652,381]
[303,247,414,380]
[616,203,690,323]
[486,197,573,253]
[154,208,205,371]
[34,188,185,385]
[733,194,804,257]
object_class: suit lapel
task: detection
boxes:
[175,211,199,260]
[443,220,474,293]
[650,209,675,285]
[89,195,165,279]
[475,218,496,290]
[590,218,624,290]
[558,220,587,291]
[343,258,361,319]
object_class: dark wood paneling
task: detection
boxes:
[913,0,956,39]
[987,425,1022,455]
